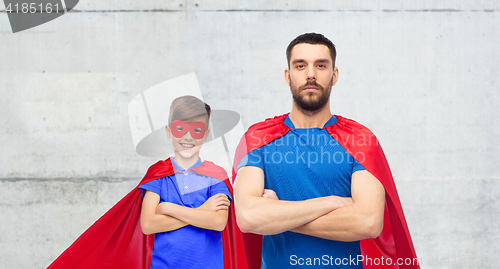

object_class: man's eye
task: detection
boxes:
[194,128,202,133]
[297,65,305,68]
[318,64,325,68]
[176,126,183,131]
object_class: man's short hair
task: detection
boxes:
[168,95,211,127]
[286,33,337,68]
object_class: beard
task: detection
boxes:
[291,79,332,113]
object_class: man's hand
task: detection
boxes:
[262,189,353,208]
[198,193,230,211]
[336,197,354,208]
[235,166,346,235]
[262,189,279,200]
[291,170,385,241]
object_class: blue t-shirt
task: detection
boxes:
[238,115,365,268]
[139,158,232,269]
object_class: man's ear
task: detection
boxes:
[331,66,339,86]
[203,128,210,142]
[284,68,291,86]
[165,125,172,139]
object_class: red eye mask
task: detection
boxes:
[170,120,207,139]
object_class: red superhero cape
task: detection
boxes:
[47,157,247,269]
[232,113,420,269]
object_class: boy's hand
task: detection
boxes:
[199,193,230,211]
[156,202,175,215]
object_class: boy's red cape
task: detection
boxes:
[47,158,248,269]
[231,114,420,269]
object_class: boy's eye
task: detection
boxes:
[194,128,202,133]
[176,126,183,131]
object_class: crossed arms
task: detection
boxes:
[140,192,230,235]
[234,166,385,241]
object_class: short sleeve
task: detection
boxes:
[138,178,162,197]
[209,180,233,203]
[237,148,265,171]
[352,158,366,174]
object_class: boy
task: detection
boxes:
[47,95,240,269]
[139,95,232,269]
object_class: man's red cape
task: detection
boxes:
[47,157,247,269]
[231,114,420,269]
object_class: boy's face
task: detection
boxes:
[165,116,210,161]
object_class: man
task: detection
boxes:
[232,33,419,268]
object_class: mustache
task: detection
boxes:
[299,81,324,91]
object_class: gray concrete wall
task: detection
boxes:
[1,1,499,268]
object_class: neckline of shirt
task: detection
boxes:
[284,114,338,130]
[171,157,202,172]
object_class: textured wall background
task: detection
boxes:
[1,1,499,268]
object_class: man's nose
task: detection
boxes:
[306,66,316,81]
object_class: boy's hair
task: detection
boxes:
[168,95,211,127]
[286,32,337,68]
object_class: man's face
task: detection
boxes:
[285,43,338,112]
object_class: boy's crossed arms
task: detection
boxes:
[141,192,231,234]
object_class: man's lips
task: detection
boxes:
[303,86,319,92]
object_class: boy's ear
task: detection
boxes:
[165,125,172,139]
[203,128,210,142]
